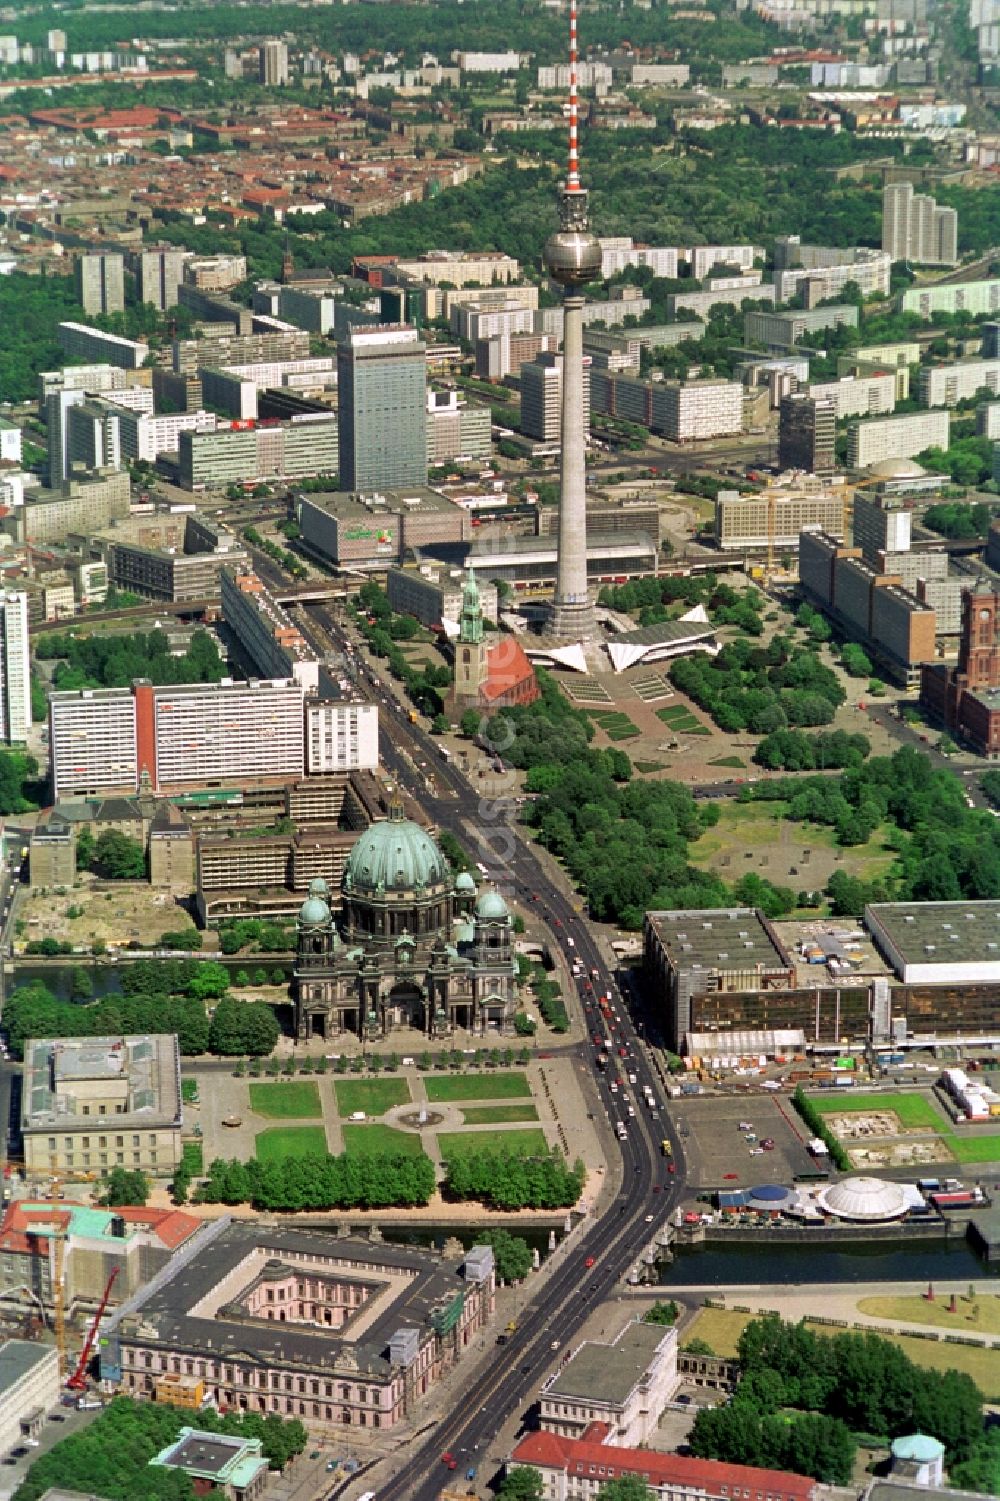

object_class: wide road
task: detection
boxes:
[307,605,685,1500]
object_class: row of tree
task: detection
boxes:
[444,1146,585,1210]
[2,980,279,1060]
[198,1151,436,1210]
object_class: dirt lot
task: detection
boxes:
[16,875,195,953]
[674,1092,818,1190]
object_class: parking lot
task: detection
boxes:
[674,1092,819,1190]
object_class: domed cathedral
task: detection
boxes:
[293,803,518,1041]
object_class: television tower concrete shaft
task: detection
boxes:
[544,0,600,640]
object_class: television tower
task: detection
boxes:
[544,0,600,641]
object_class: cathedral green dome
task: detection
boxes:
[345,812,448,894]
[299,877,332,926]
[455,871,477,893]
[475,887,510,921]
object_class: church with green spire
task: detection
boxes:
[450,567,539,712]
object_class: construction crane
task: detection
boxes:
[66,1267,118,1392]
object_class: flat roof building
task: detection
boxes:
[338,325,427,494]
[0,1342,60,1459]
[297,488,470,571]
[643,908,796,1052]
[901,278,1000,319]
[221,567,320,689]
[866,900,1000,984]
[21,1034,182,1179]
[50,678,309,799]
[150,1427,268,1500]
[848,410,950,470]
[744,304,859,351]
[102,1221,495,1433]
[58,321,147,371]
[920,359,1000,407]
[714,484,846,552]
[540,1320,678,1447]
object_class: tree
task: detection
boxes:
[644,1300,679,1325]
[460,708,482,738]
[597,1478,653,1501]
[76,826,95,870]
[93,830,146,880]
[100,1167,149,1207]
[208,997,280,1057]
[496,1468,544,1501]
[187,961,231,1001]
[431,712,449,735]
[70,966,93,1001]
[478,1229,532,1281]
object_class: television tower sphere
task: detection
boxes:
[545,189,602,288]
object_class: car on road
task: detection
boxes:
[584,1255,595,1267]
[442,1453,455,1465]
[551,1339,561,1350]
[645,1214,654,1223]
[668,1162,676,1174]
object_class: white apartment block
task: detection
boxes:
[775,251,892,302]
[661,380,743,441]
[521,352,591,443]
[50,687,137,799]
[667,280,774,320]
[883,183,958,267]
[919,359,1000,407]
[628,62,690,85]
[806,372,897,418]
[114,407,218,462]
[715,488,846,550]
[599,238,679,279]
[901,279,1000,318]
[219,357,336,388]
[391,251,520,287]
[453,50,521,71]
[305,700,379,773]
[453,303,535,343]
[0,592,30,744]
[38,364,130,402]
[154,680,304,789]
[57,322,147,371]
[537,61,613,89]
[847,409,950,468]
[686,244,759,278]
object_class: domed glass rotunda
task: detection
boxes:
[293,805,517,1040]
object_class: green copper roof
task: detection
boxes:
[344,810,448,893]
[475,887,510,920]
[298,875,332,925]
[892,1436,945,1463]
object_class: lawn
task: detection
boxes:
[437,1127,550,1159]
[181,1140,203,1175]
[181,1078,199,1104]
[248,1081,322,1119]
[690,802,898,887]
[810,1093,942,1129]
[683,1307,1000,1396]
[425,1071,531,1103]
[811,1090,1000,1163]
[333,1077,411,1117]
[655,704,709,735]
[255,1126,328,1161]
[341,1123,423,1156]
[858,1293,1000,1336]
[709,755,746,769]
[460,1104,540,1125]
[587,709,641,742]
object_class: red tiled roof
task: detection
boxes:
[511,1432,816,1500]
[111,1206,200,1249]
[481,637,537,703]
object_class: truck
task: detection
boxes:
[496,1319,518,1345]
